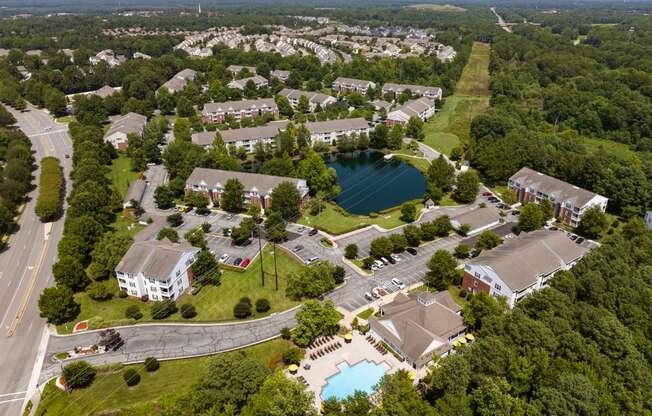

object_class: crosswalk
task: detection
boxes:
[0,391,26,407]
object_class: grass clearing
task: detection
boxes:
[424,42,491,156]
[57,246,302,334]
[406,4,466,12]
[581,137,636,160]
[35,339,293,416]
[299,201,424,235]
[109,155,140,198]
[357,308,374,320]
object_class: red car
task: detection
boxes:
[240,258,251,268]
[482,192,493,197]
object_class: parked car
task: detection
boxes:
[226,214,234,220]
[391,278,405,289]
[481,191,493,197]
[511,210,520,215]
[218,254,229,263]
[372,287,386,297]
[406,247,418,256]
[488,197,500,203]
[373,260,384,269]
[380,257,390,265]
[569,234,578,241]
[293,245,303,252]
[240,258,251,268]
[64,154,70,159]
[364,292,374,301]
[371,264,379,271]
[575,237,585,244]
[234,257,243,266]
[308,228,319,236]
[304,256,319,265]
[370,290,380,299]
[391,253,402,262]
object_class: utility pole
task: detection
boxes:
[257,223,265,287]
[273,242,279,290]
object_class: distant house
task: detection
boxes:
[332,77,376,94]
[201,98,278,124]
[161,68,197,94]
[370,99,392,113]
[424,198,435,209]
[227,75,268,91]
[386,97,436,127]
[381,83,442,101]
[116,239,199,300]
[368,291,466,368]
[133,52,152,59]
[508,167,608,227]
[89,49,125,67]
[278,88,337,111]
[227,65,257,77]
[94,85,118,98]
[450,207,501,235]
[270,69,290,82]
[185,167,309,210]
[104,112,147,150]
[462,230,590,308]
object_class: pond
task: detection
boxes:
[328,150,427,215]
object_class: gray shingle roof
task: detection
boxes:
[186,167,309,197]
[192,121,289,146]
[202,98,277,114]
[279,88,336,107]
[509,167,604,208]
[382,82,442,97]
[451,207,501,230]
[116,239,198,282]
[104,112,147,138]
[304,118,369,134]
[388,97,435,120]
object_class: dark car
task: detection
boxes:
[569,234,578,241]
[511,210,520,215]
[234,257,243,266]
[308,228,319,236]
[387,256,396,264]
[575,237,585,244]
[406,247,418,256]
[293,244,303,252]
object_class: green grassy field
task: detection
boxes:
[298,201,424,235]
[109,156,141,198]
[582,136,636,160]
[35,339,293,416]
[424,42,491,156]
[57,246,302,334]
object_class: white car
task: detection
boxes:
[391,254,402,262]
[304,256,319,265]
[391,278,405,289]
[373,260,384,269]
[380,257,390,265]
[371,264,379,271]
[218,253,229,263]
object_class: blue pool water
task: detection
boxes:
[321,360,389,401]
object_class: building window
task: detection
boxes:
[494,283,502,291]
[129,282,136,287]
[129,290,137,296]
[118,279,126,284]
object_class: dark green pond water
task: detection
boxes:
[328,150,427,215]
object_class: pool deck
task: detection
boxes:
[290,332,413,407]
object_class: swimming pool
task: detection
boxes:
[321,360,390,401]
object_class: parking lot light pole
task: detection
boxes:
[257,224,265,287]
[273,242,279,291]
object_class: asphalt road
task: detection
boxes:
[0,104,73,415]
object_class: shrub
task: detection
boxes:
[35,157,64,222]
[282,348,302,365]
[62,361,96,389]
[234,299,252,319]
[180,303,197,319]
[125,305,143,320]
[144,357,159,372]
[151,300,178,319]
[166,212,183,227]
[362,257,375,269]
[459,289,468,298]
[280,327,292,339]
[333,266,345,284]
[344,244,358,259]
[118,290,128,298]
[123,368,141,386]
[86,282,112,301]
[201,222,211,232]
[255,298,271,313]
[369,212,378,218]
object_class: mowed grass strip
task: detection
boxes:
[424,42,491,155]
[35,339,294,416]
[56,246,303,334]
[35,156,64,221]
[109,155,140,198]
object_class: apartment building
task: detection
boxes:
[305,118,370,144]
[271,69,290,82]
[89,49,125,67]
[227,75,269,91]
[185,168,309,210]
[227,65,257,77]
[161,68,197,94]
[279,88,337,111]
[381,83,442,101]
[508,167,608,227]
[116,239,200,301]
[462,230,589,308]
[192,120,289,150]
[386,97,436,127]
[201,98,278,123]
[103,112,147,150]
[332,77,376,94]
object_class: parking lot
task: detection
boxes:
[205,234,261,266]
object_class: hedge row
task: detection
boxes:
[35,157,64,222]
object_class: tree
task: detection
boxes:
[144,357,159,372]
[389,233,407,253]
[156,88,175,114]
[518,203,544,232]
[87,233,133,280]
[151,300,178,319]
[287,261,337,300]
[292,300,340,347]
[176,96,194,117]
[427,156,455,191]
[192,250,221,286]
[403,224,422,247]
[373,371,435,416]
[245,372,317,416]
[157,227,179,242]
[221,178,244,212]
[52,255,90,291]
[370,123,389,149]
[255,298,271,313]
[125,305,143,320]
[173,117,192,141]
[180,303,197,318]
[62,361,96,390]
[297,95,310,113]
[461,292,507,329]
[264,210,288,242]
[454,171,480,203]
[192,352,270,414]
[86,282,111,301]
[166,212,183,227]
[232,217,255,245]
[276,95,294,117]
[123,368,141,386]
[474,231,503,252]
[387,124,405,150]
[345,243,358,259]
[38,285,80,325]
[454,244,471,259]
[184,227,207,248]
[406,116,425,140]
[270,181,301,220]
[539,198,553,222]
[400,202,417,222]
[576,206,608,239]
[297,149,338,196]
[426,250,458,290]
[234,297,253,318]
[370,236,394,258]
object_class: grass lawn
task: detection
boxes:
[299,201,424,235]
[581,136,637,160]
[57,246,302,334]
[35,338,294,416]
[423,42,491,156]
[109,156,141,198]
[55,115,75,124]
[394,154,430,174]
[110,211,145,238]
[357,308,374,320]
